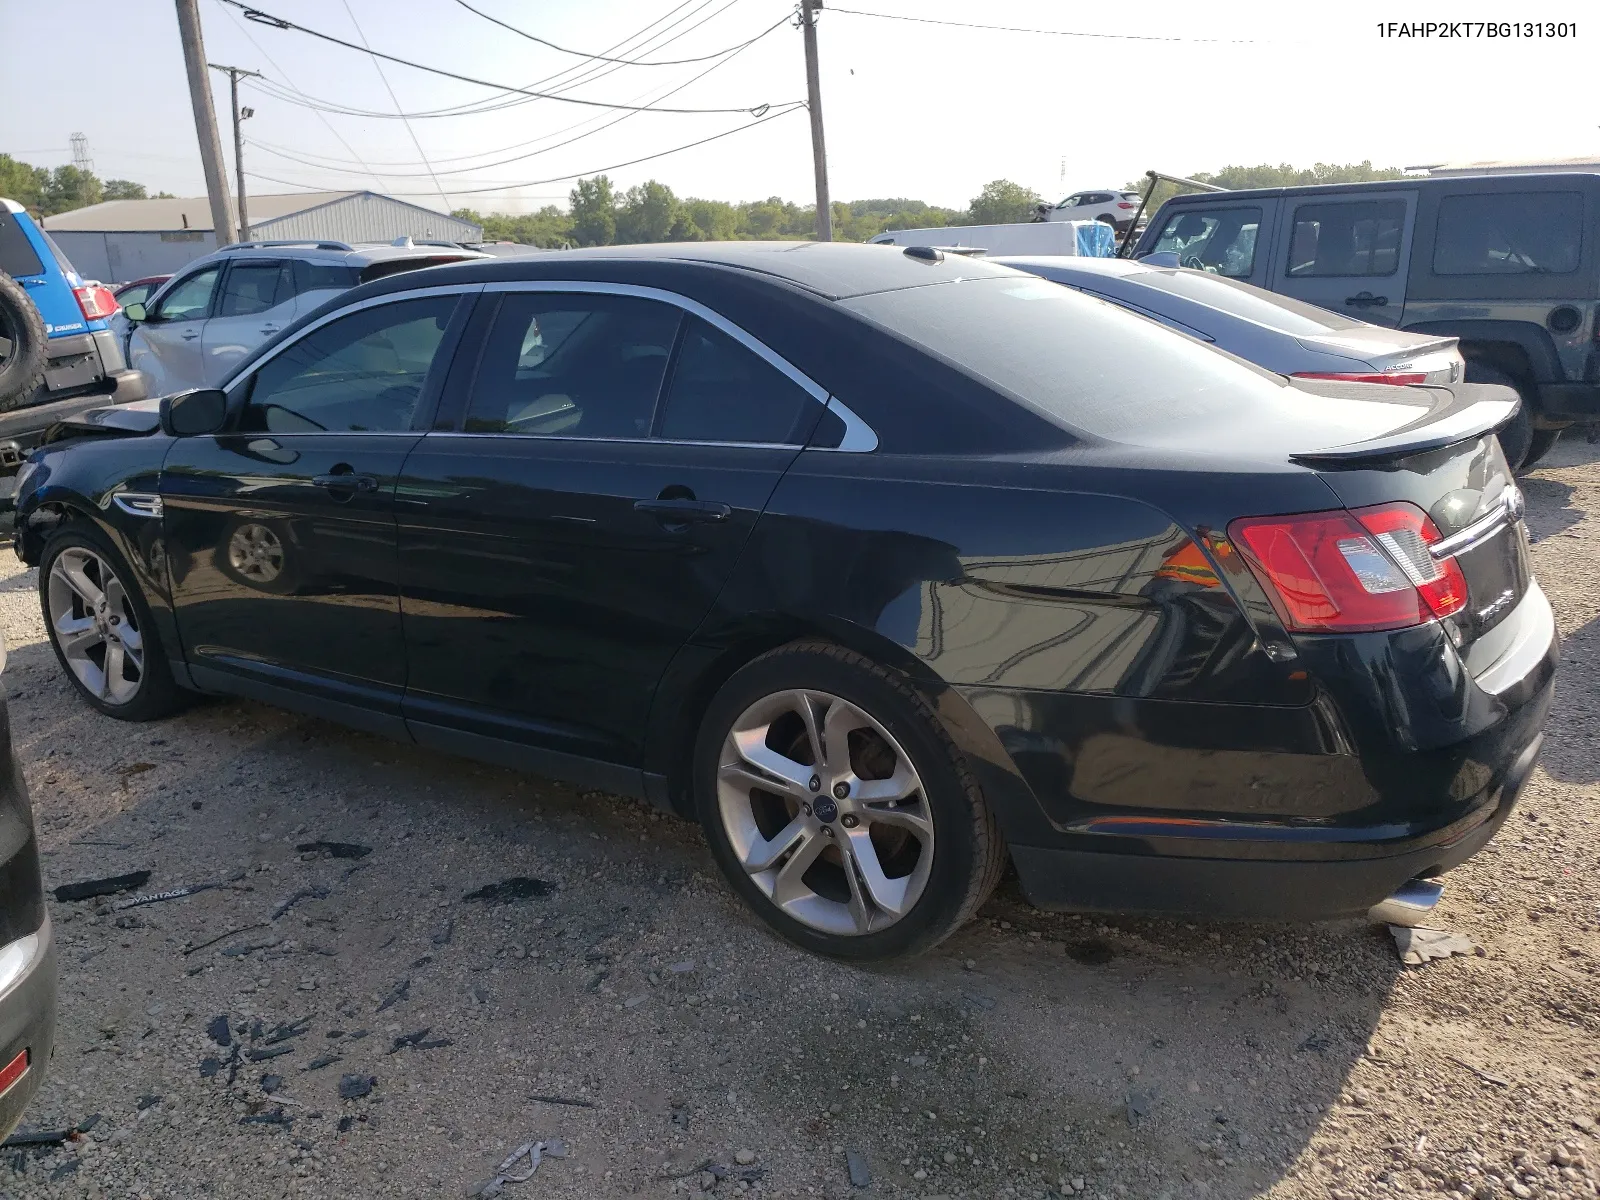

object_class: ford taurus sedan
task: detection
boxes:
[12,242,1556,960]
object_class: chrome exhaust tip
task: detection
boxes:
[1369,878,1444,927]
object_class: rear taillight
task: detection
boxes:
[73,283,120,321]
[1291,371,1427,386]
[1117,201,1137,209]
[1228,502,1467,633]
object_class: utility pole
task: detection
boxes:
[800,0,831,242]
[175,0,237,246]
[209,64,261,240]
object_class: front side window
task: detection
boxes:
[1432,191,1582,275]
[1287,200,1406,277]
[116,283,155,309]
[240,296,456,433]
[464,292,680,437]
[658,316,819,445]
[1150,207,1262,277]
[153,266,222,321]
[218,261,289,317]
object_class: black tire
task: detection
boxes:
[0,272,47,413]
[1522,427,1561,470]
[39,521,188,721]
[1464,362,1533,471]
[694,640,1006,961]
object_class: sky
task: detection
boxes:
[1,0,1594,217]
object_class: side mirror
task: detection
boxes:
[124,302,147,323]
[159,388,228,437]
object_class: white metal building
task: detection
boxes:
[42,191,482,283]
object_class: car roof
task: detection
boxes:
[991,256,1151,281]
[1157,171,1600,203]
[207,241,492,268]
[348,240,1026,303]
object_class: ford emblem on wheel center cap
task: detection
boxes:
[813,796,839,823]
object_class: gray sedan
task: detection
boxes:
[993,256,1464,385]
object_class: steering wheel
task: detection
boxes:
[1181,254,1207,270]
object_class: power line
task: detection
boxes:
[240,15,794,178]
[825,6,1257,44]
[337,0,450,210]
[448,0,768,66]
[243,102,804,197]
[220,0,786,114]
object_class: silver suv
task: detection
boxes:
[123,239,487,396]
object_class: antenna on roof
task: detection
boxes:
[392,235,414,248]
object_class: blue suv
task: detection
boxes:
[0,198,145,515]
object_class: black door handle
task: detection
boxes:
[312,472,379,493]
[1345,292,1388,307]
[634,498,732,524]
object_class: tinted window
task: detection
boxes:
[464,292,679,437]
[1151,207,1261,277]
[241,296,456,433]
[1287,200,1405,277]
[153,266,221,321]
[842,276,1287,439]
[1128,269,1369,335]
[0,212,45,277]
[659,317,818,445]
[1082,193,1114,205]
[115,283,155,309]
[295,260,357,294]
[1432,191,1582,275]
[39,229,79,276]
[218,261,288,317]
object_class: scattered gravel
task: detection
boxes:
[1,436,1597,1199]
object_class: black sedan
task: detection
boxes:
[12,243,1555,960]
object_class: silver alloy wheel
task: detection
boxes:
[716,689,935,936]
[227,523,285,584]
[47,546,145,705]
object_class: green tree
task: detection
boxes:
[103,179,148,200]
[615,180,680,245]
[568,176,617,247]
[966,179,1041,226]
[0,154,50,211]
[678,199,738,241]
[43,165,102,215]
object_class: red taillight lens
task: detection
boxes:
[1227,503,1466,632]
[73,284,120,321]
[1291,371,1427,386]
[1117,201,1137,209]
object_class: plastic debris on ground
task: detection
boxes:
[463,877,553,905]
[1389,925,1482,965]
[52,871,152,903]
[295,840,373,859]
[467,1138,569,1198]
[845,1147,871,1187]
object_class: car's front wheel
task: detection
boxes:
[695,641,1006,960]
[40,524,186,721]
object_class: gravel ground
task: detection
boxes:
[1,437,1597,1200]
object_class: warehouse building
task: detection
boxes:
[42,190,482,283]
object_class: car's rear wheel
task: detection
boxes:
[695,641,1005,960]
[1522,427,1562,470]
[40,524,186,721]
[1464,362,1533,471]
[0,272,47,412]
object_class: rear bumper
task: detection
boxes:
[0,916,55,1142]
[1536,381,1600,421]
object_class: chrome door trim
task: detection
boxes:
[109,492,164,519]
[219,283,485,390]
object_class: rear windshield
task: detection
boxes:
[0,212,45,277]
[842,276,1289,439]
[1127,269,1369,335]
[358,255,474,284]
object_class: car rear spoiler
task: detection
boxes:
[1286,380,1519,466]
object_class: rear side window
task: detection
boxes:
[39,229,78,277]
[657,316,819,445]
[0,212,45,277]
[1287,200,1405,277]
[218,261,290,317]
[1150,207,1261,278]
[295,260,357,294]
[842,276,1287,440]
[464,292,680,437]
[1432,191,1582,275]
[358,255,473,284]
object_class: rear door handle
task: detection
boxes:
[634,498,732,524]
[260,325,281,336]
[1345,292,1388,307]
[313,473,379,493]
[181,330,200,340]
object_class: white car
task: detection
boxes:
[1038,189,1144,232]
[123,239,486,396]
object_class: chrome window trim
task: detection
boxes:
[219,283,484,390]
[222,278,881,453]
